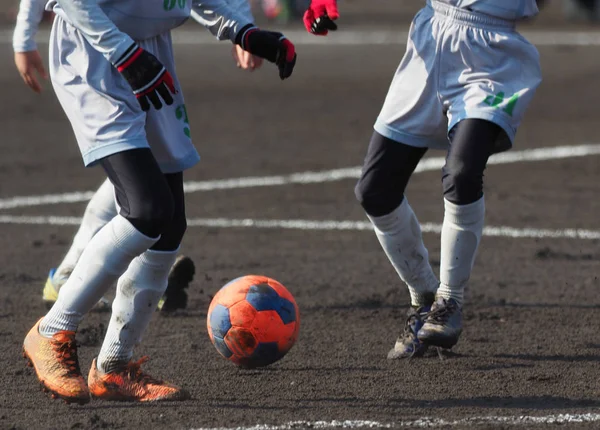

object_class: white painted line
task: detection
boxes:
[3,29,600,46]
[189,413,600,429]
[0,143,598,210]
[1,215,599,240]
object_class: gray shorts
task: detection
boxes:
[374,1,542,150]
[50,17,200,173]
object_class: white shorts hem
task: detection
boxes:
[449,111,516,144]
[82,139,149,167]
[374,120,447,149]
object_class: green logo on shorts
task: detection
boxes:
[483,92,520,116]
[175,105,191,138]
[163,0,186,11]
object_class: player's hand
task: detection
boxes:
[231,45,264,71]
[14,50,48,94]
[303,0,339,36]
[114,44,177,111]
[235,25,296,80]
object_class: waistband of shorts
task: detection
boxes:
[427,1,516,30]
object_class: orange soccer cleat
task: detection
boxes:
[23,318,90,404]
[88,356,190,402]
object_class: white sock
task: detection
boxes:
[40,215,158,337]
[438,197,485,306]
[97,249,178,374]
[367,198,439,307]
[54,179,117,281]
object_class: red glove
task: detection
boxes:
[303,0,339,36]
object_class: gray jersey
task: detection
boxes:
[46,0,253,64]
[431,0,538,20]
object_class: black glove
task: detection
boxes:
[235,25,297,80]
[114,44,177,111]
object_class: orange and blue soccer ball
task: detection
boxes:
[207,275,300,368]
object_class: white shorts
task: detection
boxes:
[374,1,542,151]
[50,17,200,173]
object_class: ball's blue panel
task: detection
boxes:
[212,335,233,358]
[246,284,297,325]
[222,277,244,289]
[210,304,232,338]
[237,342,282,368]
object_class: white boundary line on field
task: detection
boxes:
[2,29,600,46]
[2,215,599,240]
[190,413,600,429]
[0,143,598,211]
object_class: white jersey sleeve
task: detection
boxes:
[51,0,135,64]
[191,0,254,43]
[12,0,46,52]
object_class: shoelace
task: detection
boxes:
[426,300,456,325]
[401,310,426,360]
[401,311,421,341]
[124,356,163,385]
[52,338,81,377]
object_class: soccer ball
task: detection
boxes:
[207,275,300,368]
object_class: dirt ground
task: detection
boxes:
[1,5,600,430]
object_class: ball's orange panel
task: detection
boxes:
[225,327,257,358]
[252,310,298,348]
[214,282,252,307]
[229,300,257,327]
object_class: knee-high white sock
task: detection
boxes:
[367,198,439,307]
[437,197,485,306]
[97,249,178,374]
[40,215,158,337]
[54,179,117,281]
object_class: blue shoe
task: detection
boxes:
[42,269,62,309]
[43,268,110,312]
[387,295,434,360]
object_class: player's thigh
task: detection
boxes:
[444,28,542,153]
[374,8,448,150]
[50,18,148,168]
[142,32,200,174]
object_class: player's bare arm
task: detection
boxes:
[13,0,48,93]
[232,45,264,71]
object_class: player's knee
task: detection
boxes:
[127,191,175,238]
[442,160,484,205]
[151,213,187,251]
[355,177,404,217]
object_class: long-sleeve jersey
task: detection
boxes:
[12,0,46,52]
[24,0,255,64]
[432,0,538,20]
